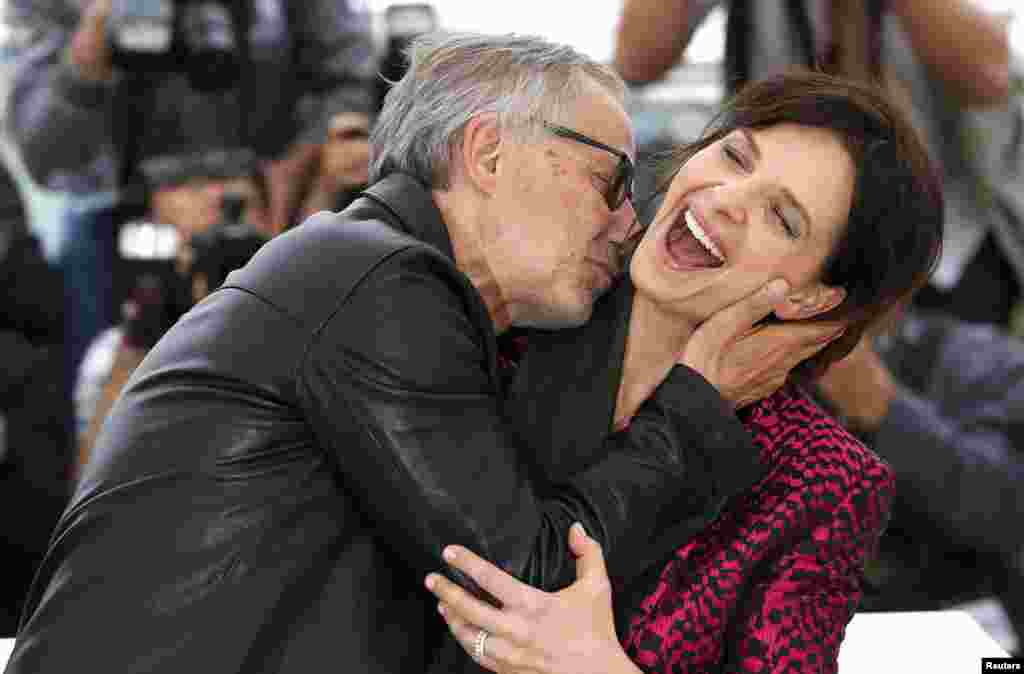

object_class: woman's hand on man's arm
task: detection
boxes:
[425,523,643,674]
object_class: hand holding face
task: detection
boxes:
[680,279,845,408]
[424,524,638,674]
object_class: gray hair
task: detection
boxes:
[369,32,626,188]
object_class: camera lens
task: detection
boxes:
[181,2,242,92]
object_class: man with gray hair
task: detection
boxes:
[7,32,803,673]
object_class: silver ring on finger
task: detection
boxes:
[473,628,490,661]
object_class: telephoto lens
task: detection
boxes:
[180,1,242,91]
[189,191,270,294]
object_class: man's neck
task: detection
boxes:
[434,189,512,334]
[616,291,696,426]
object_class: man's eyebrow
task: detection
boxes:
[740,128,813,232]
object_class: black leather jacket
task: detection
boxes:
[7,174,762,673]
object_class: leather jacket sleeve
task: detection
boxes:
[300,248,761,593]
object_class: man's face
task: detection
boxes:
[151,178,224,243]
[488,83,637,329]
[151,176,268,242]
[322,112,371,193]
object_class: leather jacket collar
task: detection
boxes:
[358,173,455,262]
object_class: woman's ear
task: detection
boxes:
[458,114,503,195]
[774,283,847,320]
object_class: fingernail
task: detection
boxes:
[443,546,457,562]
[425,574,436,590]
[571,522,588,538]
[438,602,447,616]
[766,279,790,301]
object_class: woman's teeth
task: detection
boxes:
[684,209,725,263]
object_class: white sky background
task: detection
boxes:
[366,0,1024,65]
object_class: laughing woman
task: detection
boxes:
[425,70,943,674]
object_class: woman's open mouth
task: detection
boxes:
[664,209,726,270]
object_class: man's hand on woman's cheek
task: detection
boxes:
[681,279,845,408]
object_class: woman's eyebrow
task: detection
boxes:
[740,128,813,233]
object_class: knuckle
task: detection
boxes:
[471,564,493,590]
[519,592,540,615]
[508,615,530,643]
[504,647,524,669]
[447,613,467,635]
[518,618,538,647]
[443,583,465,609]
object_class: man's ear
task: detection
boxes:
[774,283,847,320]
[458,114,503,196]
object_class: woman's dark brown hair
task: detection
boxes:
[645,68,944,379]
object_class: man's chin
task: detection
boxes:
[515,294,595,330]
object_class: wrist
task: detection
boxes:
[64,40,114,84]
[842,369,896,434]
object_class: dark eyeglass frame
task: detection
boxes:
[542,121,635,211]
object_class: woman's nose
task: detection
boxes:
[709,183,750,227]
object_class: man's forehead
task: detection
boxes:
[560,93,636,159]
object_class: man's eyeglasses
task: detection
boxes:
[542,122,635,212]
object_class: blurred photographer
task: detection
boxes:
[0,156,72,636]
[292,5,440,225]
[4,0,378,424]
[75,149,269,470]
[291,110,371,223]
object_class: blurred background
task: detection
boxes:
[1,0,1024,658]
[0,0,1021,254]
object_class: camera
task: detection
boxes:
[375,4,438,109]
[121,178,269,350]
[189,190,269,293]
[107,0,243,92]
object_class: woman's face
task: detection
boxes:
[630,123,855,323]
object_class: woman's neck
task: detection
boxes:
[615,291,697,428]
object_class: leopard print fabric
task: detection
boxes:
[621,384,895,673]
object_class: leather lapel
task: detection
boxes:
[506,279,635,480]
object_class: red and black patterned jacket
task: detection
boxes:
[503,279,894,674]
[621,385,894,673]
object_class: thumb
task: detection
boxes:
[700,279,790,340]
[569,523,608,585]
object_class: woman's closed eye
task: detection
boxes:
[723,144,750,171]
[724,143,801,240]
[773,205,799,239]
